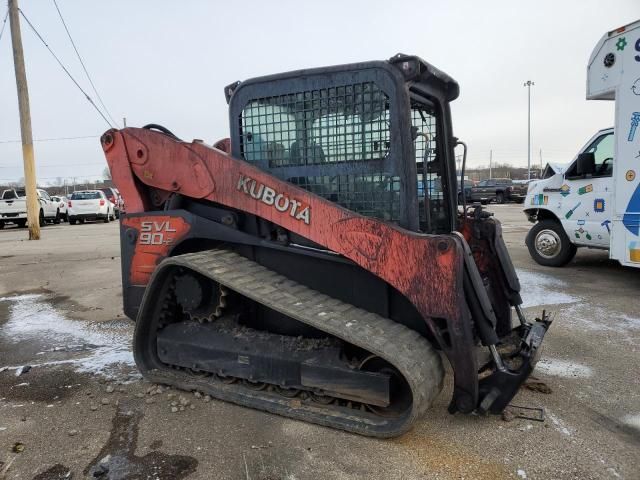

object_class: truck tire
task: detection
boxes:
[70,218,77,225]
[526,219,577,267]
[39,209,45,227]
[496,192,505,204]
[53,210,61,224]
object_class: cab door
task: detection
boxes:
[561,131,614,247]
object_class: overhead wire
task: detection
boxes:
[0,8,8,44]
[51,0,119,128]
[17,8,114,129]
[0,161,106,169]
[0,134,99,144]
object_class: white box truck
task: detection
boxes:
[524,20,640,268]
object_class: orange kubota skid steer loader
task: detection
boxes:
[102,54,551,437]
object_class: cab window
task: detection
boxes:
[586,132,614,177]
[566,132,614,178]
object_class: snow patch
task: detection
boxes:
[516,269,579,308]
[0,294,133,378]
[622,413,640,430]
[535,358,593,378]
[516,469,527,479]
[547,412,573,436]
[563,303,640,343]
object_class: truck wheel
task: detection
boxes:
[526,219,577,267]
[53,210,61,224]
[70,218,77,225]
[496,192,505,204]
[104,209,110,223]
[39,209,45,227]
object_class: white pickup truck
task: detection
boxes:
[0,188,61,228]
[524,20,640,269]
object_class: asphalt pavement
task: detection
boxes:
[0,206,638,479]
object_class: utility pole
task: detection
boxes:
[524,80,535,181]
[9,0,39,239]
[123,117,127,127]
[489,149,493,179]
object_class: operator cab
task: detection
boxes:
[225,54,460,235]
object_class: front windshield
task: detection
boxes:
[241,83,390,167]
[240,82,401,222]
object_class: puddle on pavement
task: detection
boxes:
[0,294,135,379]
[85,402,198,479]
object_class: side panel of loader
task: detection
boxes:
[104,127,484,412]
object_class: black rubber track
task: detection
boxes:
[134,249,444,438]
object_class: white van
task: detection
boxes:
[524,128,614,265]
[524,20,640,269]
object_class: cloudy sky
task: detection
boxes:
[0,0,638,184]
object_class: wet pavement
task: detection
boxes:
[0,212,639,479]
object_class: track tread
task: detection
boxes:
[140,249,444,437]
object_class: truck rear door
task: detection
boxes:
[0,197,26,217]
[72,192,101,213]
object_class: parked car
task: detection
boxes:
[99,187,124,218]
[457,180,475,204]
[68,190,115,224]
[467,178,527,204]
[0,188,60,228]
[50,195,68,222]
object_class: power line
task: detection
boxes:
[0,173,107,182]
[52,0,119,128]
[17,8,114,129]
[0,161,106,169]
[0,8,8,44]
[0,134,99,144]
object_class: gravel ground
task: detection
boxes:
[0,206,638,479]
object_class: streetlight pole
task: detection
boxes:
[524,80,534,181]
[489,149,493,179]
